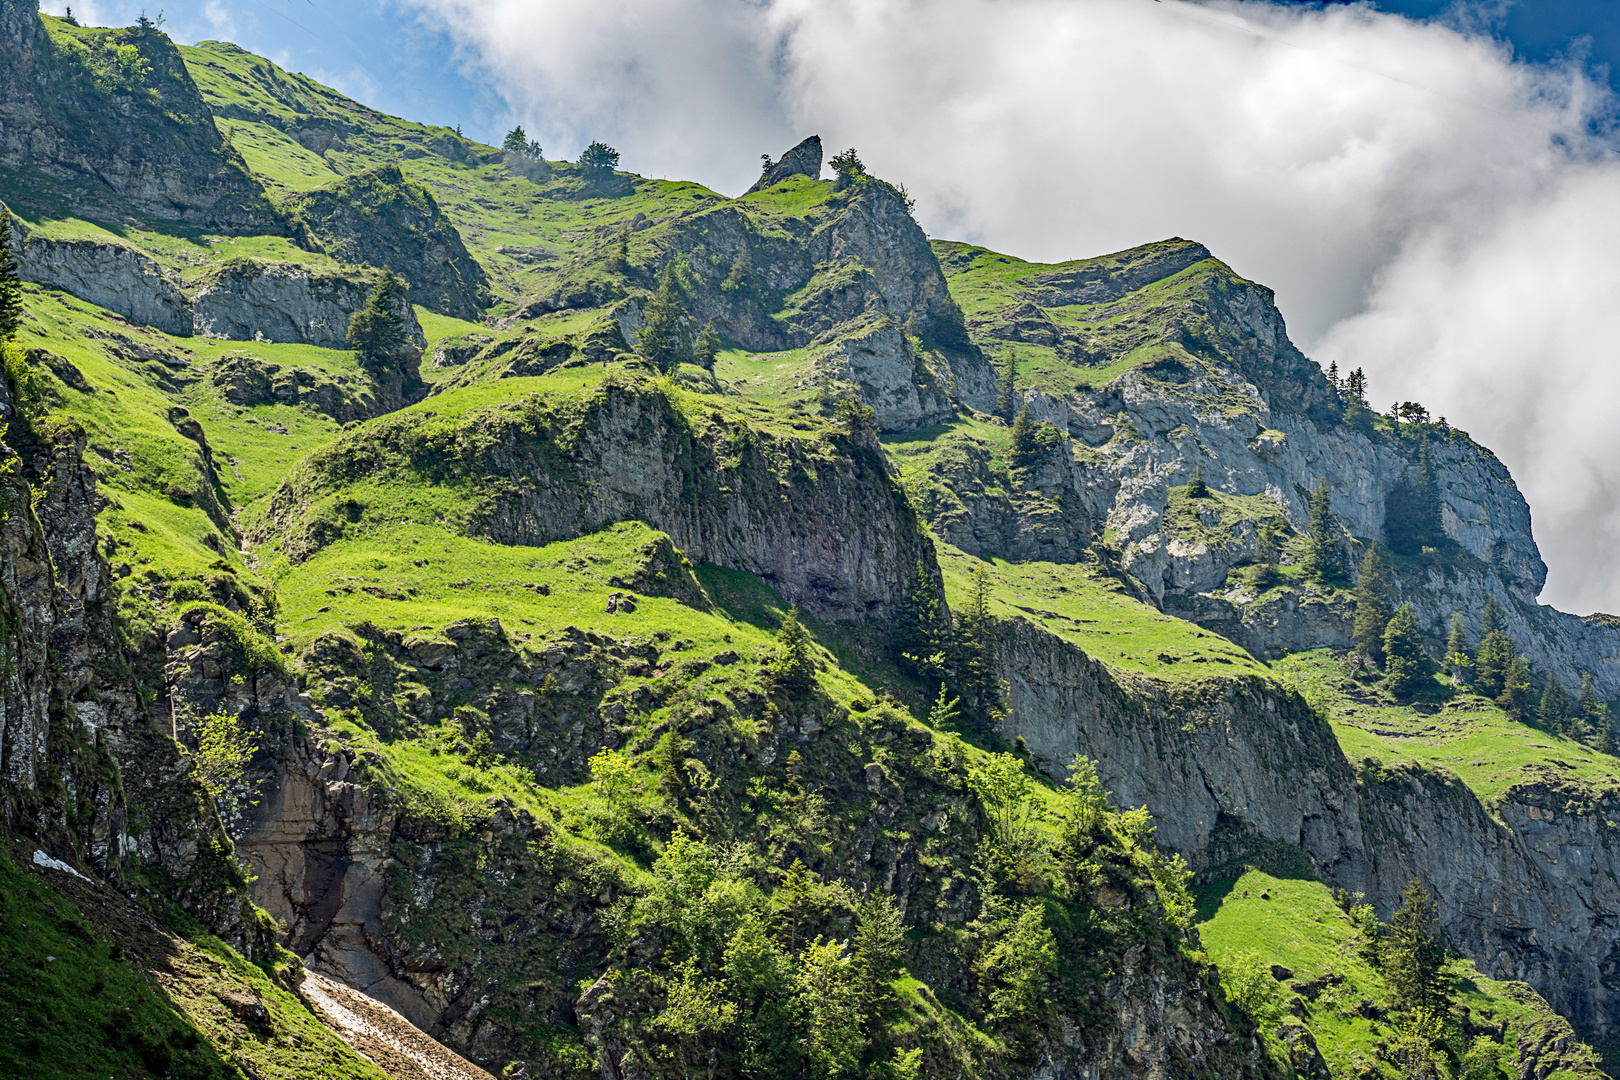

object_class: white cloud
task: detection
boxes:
[404,0,1620,613]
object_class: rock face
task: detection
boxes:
[191,260,427,350]
[747,134,823,193]
[520,174,996,432]
[256,379,936,625]
[9,221,429,350]
[0,376,272,953]
[994,610,1620,1038]
[0,1,275,231]
[14,231,191,334]
[929,238,1620,696]
[287,164,490,320]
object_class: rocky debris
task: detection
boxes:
[286,165,491,320]
[0,0,276,231]
[748,134,823,193]
[302,971,496,1080]
[809,317,954,432]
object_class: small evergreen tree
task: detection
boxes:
[1353,544,1393,666]
[893,560,949,687]
[1185,458,1210,499]
[0,208,25,343]
[636,264,687,373]
[1384,880,1450,1016]
[829,147,864,188]
[1009,404,1038,465]
[1444,612,1473,686]
[503,125,528,153]
[952,565,1005,731]
[1538,674,1569,732]
[1383,603,1434,698]
[346,270,409,368]
[693,321,721,370]
[1473,598,1514,699]
[772,605,817,694]
[579,140,620,175]
[1497,654,1532,718]
[1577,672,1603,725]
[1385,441,1445,556]
[995,360,1018,422]
[1303,479,1343,584]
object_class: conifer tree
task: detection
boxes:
[0,208,22,343]
[637,264,687,373]
[694,321,721,370]
[503,125,528,153]
[1384,880,1450,1016]
[1384,604,1434,698]
[1303,479,1342,584]
[1385,441,1445,556]
[772,605,817,694]
[1444,612,1473,686]
[893,559,949,687]
[1472,597,1514,699]
[1599,710,1618,757]
[1539,674,1569,733]
[1010,404,1037,466]
[1353,544,1393,666]
[1186,458,1210,499]
[346,270,409,369]
[1497,655,1532,719]
[995,361,1018,422]
[1577,672,1603,725]
[952,565,1005,731]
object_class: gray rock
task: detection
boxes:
[748,134,822,193]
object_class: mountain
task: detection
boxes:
[0,3,1616,1079]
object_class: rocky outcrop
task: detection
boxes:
[0,1,276,231]
[192,260,426,350]
[10,222,429,351]
[0,372,272,950]
[14,231,191,334]
[287,164,490,320]
[255,378,936,625]
[519,173,996,431]
[748,134,822,193]
[993,608,1620,1038]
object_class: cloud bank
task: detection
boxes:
[406,0,1620,614]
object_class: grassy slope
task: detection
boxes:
[1275,651,1620,804]
[0,844,384,1080]
[1197,868,1601,1080]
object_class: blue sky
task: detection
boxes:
[48,1,1620,149]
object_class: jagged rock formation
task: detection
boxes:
[0,0,275,231]
[748,134,823,193]
[287,164,491,320]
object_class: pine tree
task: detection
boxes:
[1598,708,1618,756]
[892,559,949,687]
[1577,672,1603,725]
[1538,675,1569,733]
[1472,598,1514,699]
[0,208,22,343]
[952,565,1004,732]
[1353,545,1393,666]
[1384,603,1434,698]
[1303,479,1342,584]
[772,606,817,694]
[1010,404,1037,466]
[345,270,409,369]
[693,321,721,370]
[1385,441,1445,556]
[1185,458,1210,499]
[1497,655,1532,719]
[1384,880,1450,1015]
[637,265,687,373]
[1444,612,1473,686]
[995,361,1018,422]
[579,141,620,174]
[503,125,528,153]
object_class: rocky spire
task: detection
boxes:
[748,135,823,194]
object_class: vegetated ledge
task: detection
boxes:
[248,367,937,625]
